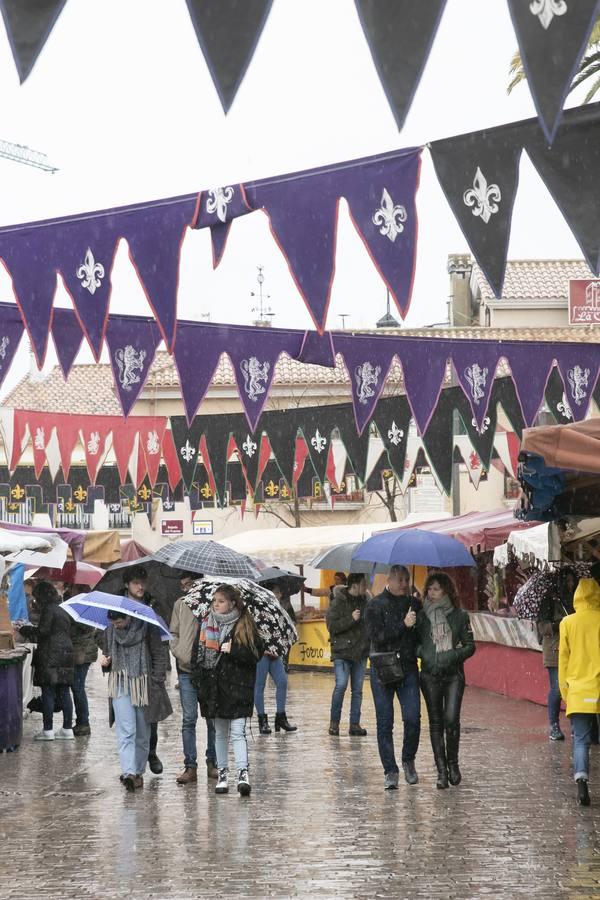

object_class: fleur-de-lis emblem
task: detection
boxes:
[146,430,160,455]
[242,435,257,458]
[265,480,279,498]
[65,499,76,513]
[0,336,9,360]
[11,484,24,500]
[87,431,101,455]
[471,416,491,434]
[464,363,489,404]
[129,496,142,512]
[530,0,567,29]
[313,481,322,498]
[74,485,87,503]
[567,365,590,406]
[76,247,105,295]
[206,186,235,223]
[138,485,151,502]
[372,188,407,243]
[311,429,327,454]
[200,482,212,499]
[463,168,501,224]
[281,483,291,499]
[180,440,196,463]
[7,502,18,512]
[557,394,573,420]
[34,426,45,450]
[387,421,404,446]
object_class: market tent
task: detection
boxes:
[376,508,536,552]
[120,539,152,562]
[521,419,600,473]
[494,516,600,568]
[0,522,120,565]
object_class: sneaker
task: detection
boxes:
[73,723,91,736]
[549,724,565,741]
[402,760,419,785]
[384,771,399,790]
[34,730,54,741]
[215,768,229,794]
[54,727,75,740]
[577,778,591,806]
[237,768,251,797]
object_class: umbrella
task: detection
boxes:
[256,566,305,596]
[184,577,297,657]
[61,591,171,641]
[32,560,104,587]
[310,542,388,574]
[152,540,261,580]
[95,555,188,621]
[352,529,475,568]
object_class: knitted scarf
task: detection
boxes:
[197,607,240,670]
[423,595,454,653]
[107,618,149,707]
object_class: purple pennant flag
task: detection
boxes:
[195,185,252,268]
[555,344,600,422]
[398,339,449,435]
[173,322,229,424]
[332,333,397,434]
[0,302,24,389]
[449,340,502,430]
[504,342,555,427]
[297,331,336,368]
[104,315,162,417]
[51,307,84,378]
[120,194,199,352]
[245,149,421,331]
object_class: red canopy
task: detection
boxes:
[379,508,537,552]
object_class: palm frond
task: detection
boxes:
[584,71,600,102]
[508,16,600,97]
[507,50,525,94]
[570,57,600,93]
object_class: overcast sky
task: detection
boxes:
[0,0,585,391]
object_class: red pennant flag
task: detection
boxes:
[81,416,115,483]
[254,502,261,519]
[12,410,49,476]
[326,444,336,487]
[141,418,168,487]
[293,436,309,484]
[257,435,271,486]
[161,428,182,492]
[54,413,84,479]
[136,438,147,488]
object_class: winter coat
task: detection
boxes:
[170,597,199,674]
[416,607,475,677]
[102,624,173,726]
[365,589,421,672]
[71,622,99,666]
[559,578,600,716]
[537,593,573,668]
[21,602,74,687]
[326,586,370,662]
[192,615,264,720]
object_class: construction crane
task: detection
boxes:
[0,139,58,173]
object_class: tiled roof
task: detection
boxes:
[471,259,593,302]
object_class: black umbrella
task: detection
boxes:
[256,566,305,596]
[95,556,188,625]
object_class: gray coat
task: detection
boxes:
[102,624,173,726]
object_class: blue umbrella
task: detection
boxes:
[352,528,475,568]
[61,591,171,641]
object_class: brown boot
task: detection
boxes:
[176,767,198,785]
[133,775,144,790]
[206,761,219,780]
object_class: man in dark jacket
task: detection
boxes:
[326,573,370,736]
[365,564,421,790]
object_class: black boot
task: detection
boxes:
[274,712,297,732]
[446,726,461,786]
[577,778,591,806]
[430,725,448,789]
[257,714,272,735]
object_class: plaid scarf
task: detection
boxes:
[423,595,454,653]
[107,618,149,707]
[197,607,240,669]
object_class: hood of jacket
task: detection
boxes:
[573,578,600,613]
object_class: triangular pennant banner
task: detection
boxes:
[111,420,141,485]
[264,410,299,487]
[229,416,263,494]
[354,0,447,131]
[54,413,83,480]
[196,414,232,505]
[184,0,273,112]
[545,365,573,424]
[51,307,84,377]
[161,428,182,493]
[422,388,455,494]
[298,408,338,486]
[505,342,555,426]
[507,0,600,144]
[195,185,251,268]
[297,330,336,368]
[554,344,600,422]
[169,416,204,492]
[399,339,448,434]
[450,340,502,430]
[335,407,372,484]
[80,416,113,484]
[141,418,167,487]
[104,315,161,417]
[333,333,397,434]
[0,304,24,390]
[172,321,226,423]
[371,395,412,480]
[0,0,67,83]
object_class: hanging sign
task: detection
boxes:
[569,279,600,325]
[161,519,184,536]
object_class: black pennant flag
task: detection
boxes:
[196,415,233,507]
[422,388,455,494]
[454,386,497,472]
[354,0,447,130]
[169,416,204,493]
[298,408,337,487]
[371,395,412,481]
[507,0,600,144]
[264,410,299,488]
[0,0,67,82]
[185,0,273,112]
[545,365,574,424]
[430,123,522,297]
[335,404,372,485]
[229,417,263,495]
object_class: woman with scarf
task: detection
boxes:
[416,572,475,790]
[99,610,172,792]
[192,584,264,797]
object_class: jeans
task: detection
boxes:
[113,692,150,776]
[420,672,465,765]
[546,666,562,726]
[330,658,367,724]
[254,655,288,715]
[213,717,248,770]
[71,663,91,726]
[42,684,73,732]
[178,671,217,767]
[571,713,596,781]
[370,667,421,774]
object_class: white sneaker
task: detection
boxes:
[54,727,75,740]
[215,768,229,794]
[34,730,55,741]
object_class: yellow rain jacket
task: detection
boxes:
[558,578,600,716]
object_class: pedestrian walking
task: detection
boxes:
[326,572,370,736]
[19,581,75,741]
[63,584,97,737]
[100,609,173,792]
[365,564,421,790]
[416,572,475,789]
[558,567,600,807]
[192,584,264,796]
[170,572,218,784]
[254,582,297,735]
[537,569,575,742]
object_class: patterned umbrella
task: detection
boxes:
[513,571,559,620]
[183,577,297,657]
[152,540,261,579]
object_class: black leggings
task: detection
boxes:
[420,672,464,764]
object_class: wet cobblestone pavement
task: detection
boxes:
[2,666,600,899]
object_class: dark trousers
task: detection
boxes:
[149,721,158,756]
[71,663,91,726]
[420,672,464,767]
[370,668,421,774]
[42,684,73,732]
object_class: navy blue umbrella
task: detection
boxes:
[352,528,475,568]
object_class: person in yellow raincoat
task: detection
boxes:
[558,569,600,807]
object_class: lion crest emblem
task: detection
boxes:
[114,345,147,392]
[355,361,381,406]
[240,356,270,401]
